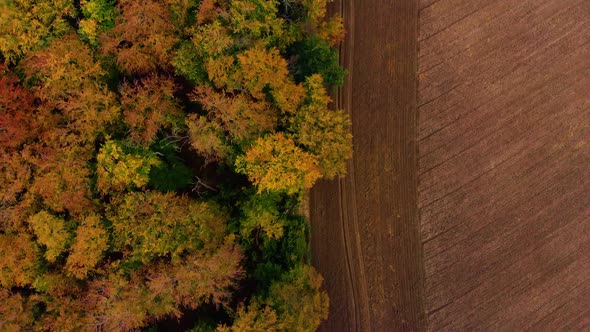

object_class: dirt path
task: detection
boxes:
[310,0,425,330]
[418,0,590,329]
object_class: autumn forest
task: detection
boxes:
[0,0,352,330]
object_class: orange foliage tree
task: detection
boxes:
[121,75,182,146]
[100,0,179,74]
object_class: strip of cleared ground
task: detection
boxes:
[418,0,590,329]
[310,0,424,331]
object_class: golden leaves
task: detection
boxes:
[65,214,109,279]
[23,34,106,102]
[318,15,346,47]
[107,191,228,262]
[96,140,161,193]
[0,152,32,206]
[265,265,329,331]
[28,211,70,263]
[206,54,237,89]
[0,0,76,63]
[235,132,321,194]
[289,74,352,179]
[236,46,288,99]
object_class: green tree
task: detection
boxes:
[148,140,194,192]
[239,191,285,241]
[291,35,346,86]
[172,41,208,84]
[229,0,286,47]
[78,0,118,46]
[223,265,328,331]
[265,265,329,331]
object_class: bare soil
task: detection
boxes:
[310,0,425,331]
[418,0,590,330]
[311,0,590,331]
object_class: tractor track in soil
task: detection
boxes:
[310,0,425,331]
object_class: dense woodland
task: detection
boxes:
[0,0,351,330]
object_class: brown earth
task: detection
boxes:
[310,0,425,331]
[418,0,590,330]
[311,0,590,331]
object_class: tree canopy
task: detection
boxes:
[0,0,349,330]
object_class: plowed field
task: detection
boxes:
[310,0,425,331]
[418,0,590,330]
[311,0,590,331]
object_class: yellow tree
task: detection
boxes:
[0,0,76,63]
[217,302,283,332]
[189,44,306,156]
[106,191,227,263]
[235,132,321,194]
[28,211,71,263]
[299,0,345,46]
[96,139,161,194]
[235,46,305,114]
[289,74,352,178]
